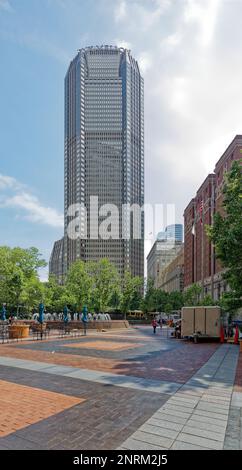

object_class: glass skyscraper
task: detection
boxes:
[157,224,183,242]
[50,45,144,281]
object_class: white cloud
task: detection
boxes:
[114,0,127,22]
[138,51,153,74]
[0,0,13,12]
[169,76,191,118]
[113,0,171,31]
[0,174,23,191]
[4,193,64,227]
[115,39,132,50]
[0,174,64,228]
[1,0,242,240]
[110,0,242,225]
[184,0,220,47]
[161,32,182,51]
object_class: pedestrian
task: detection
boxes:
[152,318,158,334]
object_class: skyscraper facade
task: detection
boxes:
[157,224,183,242]
[50,45,144,281]
[165,224,183,242]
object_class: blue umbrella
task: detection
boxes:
[38,303,44,324]
[82,305,88,322]
[82,305,88,335]
[1,305,6,321]
[63,305,69,324]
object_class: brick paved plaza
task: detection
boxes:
[0,326,241,450]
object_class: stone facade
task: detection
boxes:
[157,247,184,292]
[147,240,183,288]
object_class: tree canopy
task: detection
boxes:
[1,245,226,318]
[120,270,143,317]
[0,246,46,314]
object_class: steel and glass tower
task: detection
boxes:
[50,45,144,281]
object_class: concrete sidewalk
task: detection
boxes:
[119,344,240,450]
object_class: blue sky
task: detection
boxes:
[1,0,242,279]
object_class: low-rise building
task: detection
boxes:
[157,247,184,292]
[147,239,183,288]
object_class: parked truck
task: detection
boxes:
[181,306,221,342]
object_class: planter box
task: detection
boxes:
[9,325,29,339]
[44,320,129,330]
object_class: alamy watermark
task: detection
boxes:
[66,196,176,245]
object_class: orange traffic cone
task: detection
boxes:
[220,325,224,343]
[234,325,239,345]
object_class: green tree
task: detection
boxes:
[0,247,22,308]
[183,284,202,306]
[201,294,215,306]
[109,288,122,311]
[43,275,69,312]
[12,247,46,278]
[164,302,173,315]
[206,160,242,311]
[120,271,143,318]
[129,289,143,311]
[155,289,169,312]
[21,277,45,314]
[142,282,172,313]
[219,291,242,313]
[66,260,93,309]
[90,259,120,312]
[169,291,184,310]
[141,278,156,313]
[0,246,46,314]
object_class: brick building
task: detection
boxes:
[184,135,242,300]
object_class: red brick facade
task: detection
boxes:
[184,135,242,300]
[184,199,195,287]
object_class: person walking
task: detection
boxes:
[152,318,158,334]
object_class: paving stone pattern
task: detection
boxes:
[0,327,240,450]
[120,344,239,450]
[0,379,84,437]
[0,366,168,450]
